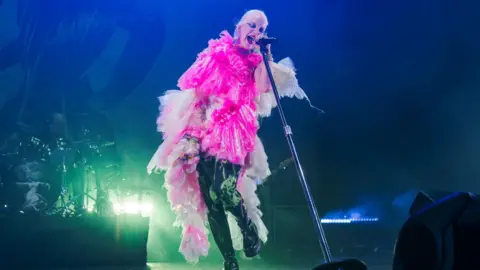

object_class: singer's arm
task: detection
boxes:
[255,45,273,93]
[255,61,271,93]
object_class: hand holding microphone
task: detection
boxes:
[256,37,276,47]
[256,37,276,61]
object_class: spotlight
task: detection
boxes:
[113,202,153,217]
[393,191,480,270]
[107,180,154,217]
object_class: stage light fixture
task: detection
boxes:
[320,217,379,224]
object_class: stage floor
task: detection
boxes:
[146,262,390,270]
[31,262,391,270]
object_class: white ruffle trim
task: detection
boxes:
[256,57,319,117]
[147,89,197,173]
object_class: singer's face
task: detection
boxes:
[237,12,268,50]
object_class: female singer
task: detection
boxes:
[148,9,310,269]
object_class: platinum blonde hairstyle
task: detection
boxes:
[233,9,268,41]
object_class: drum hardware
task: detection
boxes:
[45,152,77,216]
[44,137,95,217]
[68,135,120,216]
[0,135,53,214]
[16,181,50,213]
[0,127,122,216]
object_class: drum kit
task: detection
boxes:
[0,128,150,217]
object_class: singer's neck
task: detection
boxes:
[234,45,257,56]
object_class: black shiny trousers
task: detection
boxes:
[197,154,251,261]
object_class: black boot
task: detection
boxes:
[228,201,262,258]
[223,251,239,270]
[205,203,240,269]
[242,218,262,258]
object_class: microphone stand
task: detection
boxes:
[259,43,366,270]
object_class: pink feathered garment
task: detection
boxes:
[150,31,269,263]
[178,31,263,165]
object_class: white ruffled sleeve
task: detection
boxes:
[256,58,313,117]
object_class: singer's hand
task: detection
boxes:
[254,36,272,52]
[255,44,272,60]
[265,44,273,62]
[254,44,273,92]
[265,44,271,54]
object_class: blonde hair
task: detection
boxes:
[234,9,268,40]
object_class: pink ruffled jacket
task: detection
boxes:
[177,31,264,164]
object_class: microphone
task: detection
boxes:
[256,37,277,47]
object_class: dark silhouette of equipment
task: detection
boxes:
[393,191,480,270]
[313,259,367,270]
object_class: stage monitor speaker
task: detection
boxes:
[312,258,367,270]
[0,214,149,268]
[393,191,480,270]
